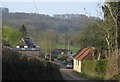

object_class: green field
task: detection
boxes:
[53,44,80,53]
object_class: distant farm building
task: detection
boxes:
[16,37,36,48]
[15,37,40,56]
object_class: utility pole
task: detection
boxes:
[63,32,67,49]
[49,34,53,62]
[67,40,70,56]
[67,34,70,56]
[65,33,67,49]
[49,52,51,62]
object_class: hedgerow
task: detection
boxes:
[2,46,63,80]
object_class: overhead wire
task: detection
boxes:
[32,0,40,45]
[33,0,39,14]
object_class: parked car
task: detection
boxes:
[66,63,73,69]
[62,60,66,64]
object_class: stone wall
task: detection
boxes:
[18,50,40,56]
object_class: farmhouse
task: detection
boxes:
[16,38,38,49]
[51,48,72,55]
[16,37,36,48]
[73,47,96,73]
[15,37,41,56]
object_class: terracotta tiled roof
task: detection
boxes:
[77,48,91,60]
[73,48,83,58]
[73,48,88,58]
[74,48,92,61]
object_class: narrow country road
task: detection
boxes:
[54,59,96,82]
[60,66,84,80]
[54,59,85,80]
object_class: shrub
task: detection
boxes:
[95,59,107,79]
[105,55,119,81]
[81,59,107,80]
[57,55,67,61]
[2,26,22,47]
[2,40,11,47]
[81,60,96,78]
[52,55,58,58]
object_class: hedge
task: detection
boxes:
[81,59,108,80]
[2,46,63,80]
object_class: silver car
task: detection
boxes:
[66,63,73,69]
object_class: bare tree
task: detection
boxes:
[37,29,56,60]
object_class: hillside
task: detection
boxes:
[2,8,101,47]
[2,8,101,33]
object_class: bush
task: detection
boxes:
[105,55,119,81]
[95,59,107,79]
[81,60,96,78]
[52,55,58,58]
[57,55,67,61]
[81,59,107,80]
[2,26,22,47]
[2,40,11,47]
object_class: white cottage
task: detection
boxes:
[73,47,95,73]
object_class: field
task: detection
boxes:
[53,44,80,53]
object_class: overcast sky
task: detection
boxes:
[1,1,104,18]
[1,0,104,2]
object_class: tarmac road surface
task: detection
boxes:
[54,59,96,82]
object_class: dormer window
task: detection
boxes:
[24,46,28,48]
[16,46,20,48]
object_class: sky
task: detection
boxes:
[1,1,104,18]
[1,0,105,2]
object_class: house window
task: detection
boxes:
[20,45,24,48]
[16,46,20,48]
[33,45,35,48]
[24,46,28,48]
[78,61,79,66]
[76,60,77,65]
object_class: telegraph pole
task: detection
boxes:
[67,41,70,56]
[67,34,70,56]
[63,32,67,49]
